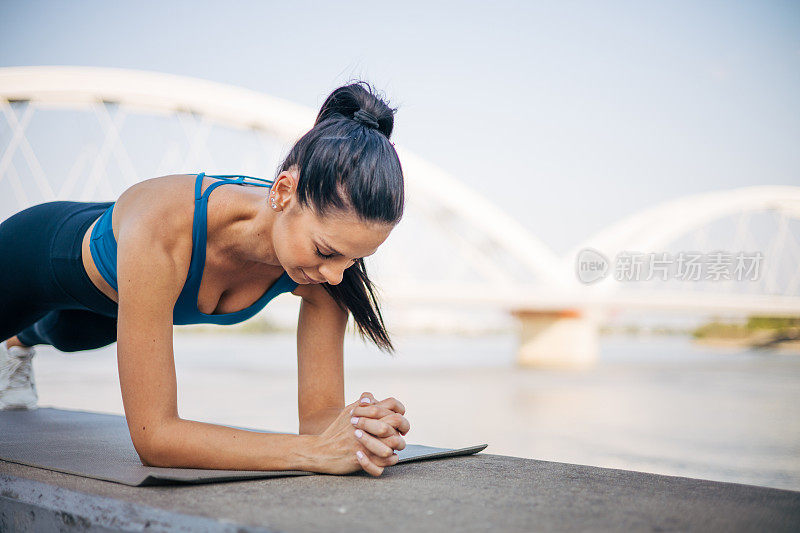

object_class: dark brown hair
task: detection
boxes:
[278,82,404,353]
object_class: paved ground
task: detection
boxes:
[2,453,799,532]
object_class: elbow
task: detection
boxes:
[132,435,166,467]
[130,419,178,467]
[134,436,180,468]
[137,452,157,467]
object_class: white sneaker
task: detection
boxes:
[0,340,38,410]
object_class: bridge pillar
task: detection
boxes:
[511,309,599,368]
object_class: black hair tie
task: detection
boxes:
[353,109,380,129]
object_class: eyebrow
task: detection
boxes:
[319,238,346,258]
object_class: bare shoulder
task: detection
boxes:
[110,174,199,288]
[113,174,197,249]
[115,174,195,228]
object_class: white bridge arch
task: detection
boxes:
[568,186,800,267]
[566,186,800,312]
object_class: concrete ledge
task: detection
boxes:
[1,473,263,532]
[2,454,799,532]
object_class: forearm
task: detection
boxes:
[299,407,342,435]
[142,418,320,471]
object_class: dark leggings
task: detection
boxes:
[0,201,120,352]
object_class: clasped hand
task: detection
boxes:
[317,391,410,477]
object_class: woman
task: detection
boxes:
[0,81,410,477]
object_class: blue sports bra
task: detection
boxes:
[89,172,299,325]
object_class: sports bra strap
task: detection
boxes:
[194,172,274,201]
[194,172,206,200]
[187,171,277,287]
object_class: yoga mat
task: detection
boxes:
[0,407,488,486]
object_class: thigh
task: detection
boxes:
[1,203,74,340]
[21,309,117,352]
[0,308,49,345]
[0,202,68,306]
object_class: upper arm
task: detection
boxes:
[115,217,184,462]
[295,284,348,421]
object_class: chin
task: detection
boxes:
[296,267,311,284]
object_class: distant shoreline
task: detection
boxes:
[171,316,800,354]
[691,316,800,353]
[693,336,800,353]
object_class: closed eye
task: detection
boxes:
[315,247,335,259]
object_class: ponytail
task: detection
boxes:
[279,81,404,353]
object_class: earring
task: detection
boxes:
[270,191,277,209]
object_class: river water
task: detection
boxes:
[30,331,800,491]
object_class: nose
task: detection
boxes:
[318,261,349,285]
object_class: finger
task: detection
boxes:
[355,449,384,477]
[369,450,400,468]
[351,405,389,418]
[358,392,377,406]
[351,417,407,449]
[350,409,410,436]
[356,395,404,415]
[360,443,399,467]
[360,429,406,453]
[382,413,410,436]
[354,428,394,459]
[347,393,376,415]
[350,404,395,420]
[346,393,371,410]
[352,416,394,438]
[375,433,405,452]
[375,396,406,416]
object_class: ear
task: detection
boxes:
[272,167,299,210]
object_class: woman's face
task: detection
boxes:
[269,173,393,286]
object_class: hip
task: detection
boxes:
[1,201,118,315]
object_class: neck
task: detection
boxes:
[223,191,281,268]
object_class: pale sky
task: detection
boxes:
[1,0,798,255]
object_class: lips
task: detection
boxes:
[301,268,321,284]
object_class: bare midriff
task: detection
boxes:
[81,217,120,304]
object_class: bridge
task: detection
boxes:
[2,66,798,367]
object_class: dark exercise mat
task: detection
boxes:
[0,407,488,487]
